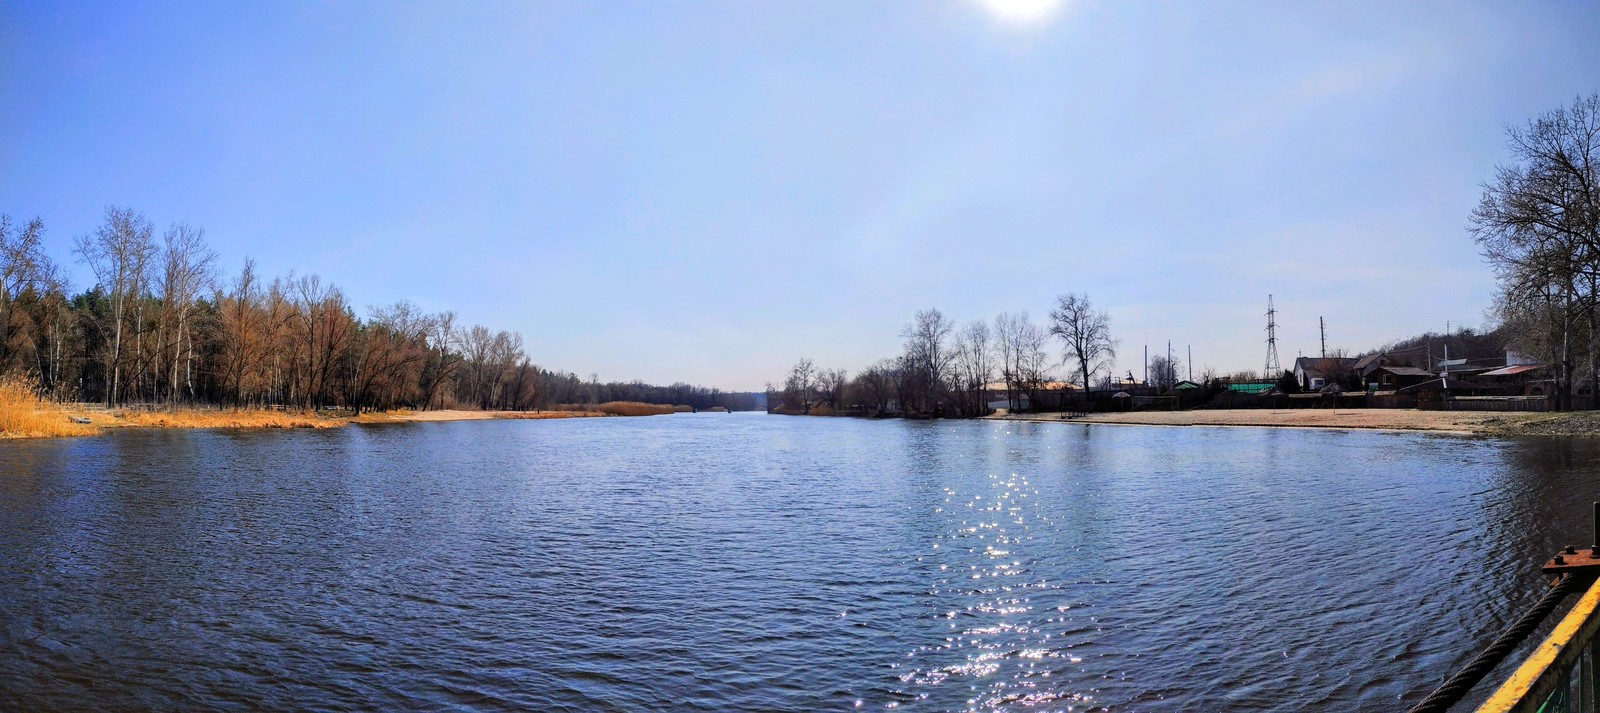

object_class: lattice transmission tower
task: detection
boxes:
[1264,295,1281,377]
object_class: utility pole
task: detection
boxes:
[1188,344,1192,382]
[1143,341,1148,386]
[1443,321,1451,376]
[1167,340,1172,390]
[1264,295,1280,379]
[1320,317,1326,358]
[1444,321,1450,374]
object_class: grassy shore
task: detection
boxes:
[987,408,1599,437]
[0,378,97,438]
[0,395,679,440]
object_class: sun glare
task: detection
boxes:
[979,0,1067,24]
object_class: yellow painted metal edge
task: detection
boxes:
[1477,575,1600,713]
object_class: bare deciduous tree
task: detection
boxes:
[1148,355,1181,392]
[419,310,460,410]
[783,357,816,411]
[953,319,994,415]
[1473,93,1600,409]
[815,367,848,410]
[901,308,954,414]
[75,206,156,407]
[1048,292,1117,393]
[848,358,898,415]
[156,223,217,405]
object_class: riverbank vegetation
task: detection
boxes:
[771,294,1117,419]
[0,207,759,438]
[0,376,95,439]
[775,94,1600,424]
[1473,93,1600,411]
[555,401,677,417]
[109,408,341,430]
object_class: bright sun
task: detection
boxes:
[979,0,1067,24]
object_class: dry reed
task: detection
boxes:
[112,408,341,430]
[553,402,675,416]
[597,401,676,416]
[0,376,98,439]
[496,410,606,420]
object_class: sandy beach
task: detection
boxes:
[987,408,1579,436]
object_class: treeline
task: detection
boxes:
[1369,326,1507,366]
[0,206,754,413]
[771,294,1118,417]
[1473,93,1600,410]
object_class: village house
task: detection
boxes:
[1293,356,1357,391]
[1352,352,1392,387]
[1367,365,1434,391]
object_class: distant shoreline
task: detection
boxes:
[986,408,1597,437]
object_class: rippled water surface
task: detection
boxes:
[4,413,1600,711]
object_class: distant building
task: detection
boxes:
[1398,376,1483,396]
[1352,352,1391,381]
[1224,381,1276,395]
[1476,364,1549,395]
[1367,365,1434,391]
[1293,357,1357,391]
[1506,349,1539,367]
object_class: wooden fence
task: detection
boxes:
[1440,396,1552,412]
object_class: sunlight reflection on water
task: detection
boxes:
[0,415,1596,711]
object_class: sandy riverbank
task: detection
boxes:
[88,407,610,428]
[0,406,616,439]
[987,408,1583,437]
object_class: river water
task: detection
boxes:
[1,413,1597,711]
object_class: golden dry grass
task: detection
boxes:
[111,408,342,430]
[358,409,606,423]
[497,410,606,420]
[553,402,675,416]
[0,376,99,439]
[597,401,676,416]
[769,404,834,416]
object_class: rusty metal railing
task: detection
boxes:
[1471,503,1600,713]
[1410,504,1600,713]
[1474,573,1600,713]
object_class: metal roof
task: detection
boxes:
[1353,353,1387,371]
[1479,364,1542,377]
[1373,366,1434,377]
[1225,382,1276,394]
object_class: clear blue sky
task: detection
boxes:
[3,1,1598,390]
